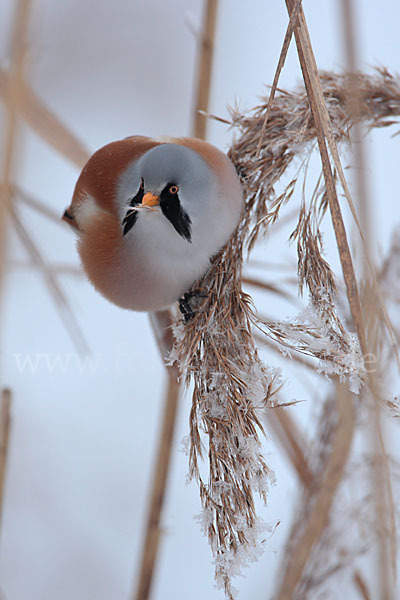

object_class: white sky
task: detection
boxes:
[1,1,400,599]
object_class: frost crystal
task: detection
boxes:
[262,290,366,393]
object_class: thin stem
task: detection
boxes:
[340,0,396,592]
[0,0,32,307]
[191,0,219,139]
[264,407,313,488]
[0,66,89,169]
[130,310,181,600]
[284,0,368,357]
[275,383,355,600]
[133,345,181,600]
[0,389,11,534]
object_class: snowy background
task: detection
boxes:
[0,1,400,599]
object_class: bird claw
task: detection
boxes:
[179,289,207,323]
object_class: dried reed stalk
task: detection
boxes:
[340,1,396,592]
[284,0,366,356]
[0,26,92,353]
[10,261,82,277]
[0,66,89,169]
[134,379,181,600]
[256,0,303,156]
[275,383,355,600]
[265,407,313,488]
[0,389,12,533]
[294,0,398,369]
[0,1,31,544]
[353,570,372,600]
[10,204,89,354]
[0,0,32,303]
[133,311,180,600]
[15,185,67,226]
[261,10,361,595]
[191,0,218,139]
[174,33,400,600]
[228,66,400,387]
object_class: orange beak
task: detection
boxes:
[142,192,159,207]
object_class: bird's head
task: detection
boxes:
[117,143,215,243]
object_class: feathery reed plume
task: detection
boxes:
[229,68,400,384]
[171,235,281,598]
[173,66,400,596]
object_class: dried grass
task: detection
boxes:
[172,59,400,600]
[228,67,400,376]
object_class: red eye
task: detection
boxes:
[169,185,179,194]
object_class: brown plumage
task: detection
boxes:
[63,136,243,311]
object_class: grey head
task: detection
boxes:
[117,143,216,242]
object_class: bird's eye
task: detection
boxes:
[139,179,144,189]
[169,185,179,194]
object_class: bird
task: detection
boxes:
[63,135,243,313]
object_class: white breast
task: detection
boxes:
[117,208,213,311]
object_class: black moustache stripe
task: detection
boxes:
[160,188,192,243]
[122,210,138,236]
[121,183,192,242]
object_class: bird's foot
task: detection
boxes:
[179,289,207,323]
